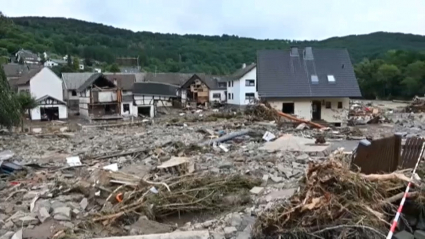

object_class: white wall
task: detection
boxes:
[67,90,79,100]
[209,90,226,102]
[30,105,67,120]
[227,67,257,105]
[98,91,117,102]
[134,95,172,107]
[268,97,349,123]
[121,102,136,116]
[238,67,257,105]
[44,61,58,67]
[30,67,63,101]
[79,97,89,118]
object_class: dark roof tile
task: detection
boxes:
[257,48,362,98]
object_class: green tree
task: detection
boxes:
[376,64,401,98]
[67,54,72,67]
[73,57,80,71]
[15,92,38,130]
[109,63,120,73]
[0,12,21,128]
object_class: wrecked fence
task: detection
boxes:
[351,134,402,174]
[351,134,425,174]
[400,137,425,169]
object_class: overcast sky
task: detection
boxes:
[1,0,424,40]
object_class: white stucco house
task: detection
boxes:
[226,63,257,106]
[257,47,362,126]
[15,67,67,120]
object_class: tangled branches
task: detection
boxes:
[252,160,420,239]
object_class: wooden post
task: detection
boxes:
[393,133,402,171]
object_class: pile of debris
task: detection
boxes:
[252,151,424,239]
[348,101,390,125]
[406,96,425,113]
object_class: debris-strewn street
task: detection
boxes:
[1,100,425,239]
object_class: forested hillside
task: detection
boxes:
[1,16,425,74]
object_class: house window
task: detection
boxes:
[325,102,331,109]
[228,93,231,99]
[218,82,226,88]
[231,81,234,87]
[327,75,336,83]
[311,75,319,84]
[123,104,130,112]
[245,93,255,101]
[231,93,234,99]
[245,80,255,86]
[71,90,77,96]
[338,102,343,109]
[228,82,231,87]
[212,93,221,99]
[282,103,294,114]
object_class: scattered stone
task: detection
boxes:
[37,207,50,223]
[250,187,264,195]
[270,176,283,183]
[296,154,310,161]
[224,226,238,238]
[130,216,173,235]
[17,215,39,226]
[53,207,71,221]
[394,230,414,239]
[80,198,88,211]
[264,188,297,202]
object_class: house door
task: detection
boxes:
[312,101,321,120]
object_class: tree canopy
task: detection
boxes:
[355,50,425,99]
[1,17,425,75]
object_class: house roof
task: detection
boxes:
[62,73,95,90]
[122,94,134,102]
[104,73,136,91]
[257,48,362,98]
[2,63,38,78]
[77,73,115,92]
[35,95,67,105]
[144,73,193,86]
[133,82,179,97]
[15,66,44,85]
[16,49,38,60]
[180,74,225,90]
[229,63,256,80]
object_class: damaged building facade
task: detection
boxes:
[77,74,123,120]
[133,82,179,117]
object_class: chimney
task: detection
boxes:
[290,46,299,56]
[242,63,246,69]
[304,47,314,60]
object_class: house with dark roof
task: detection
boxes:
[257,47,362,125]
[62,72,140,113]
[14,66,67,120]
[133,82,180,117]
[225,63,257,105]
[179,74,227,105]
[15,49,39,65]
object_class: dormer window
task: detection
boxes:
[311,75,318,84]
[327,75,336,84]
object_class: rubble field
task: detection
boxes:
[1,100,425,239]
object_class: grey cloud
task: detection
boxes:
[1,0,424,40]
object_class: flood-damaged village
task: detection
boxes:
[3,10,425,239]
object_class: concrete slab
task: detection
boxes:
[260,134,330,153]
